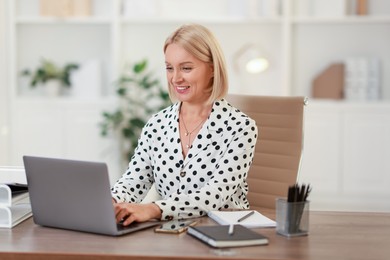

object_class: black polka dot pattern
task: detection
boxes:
[111,99,258,221]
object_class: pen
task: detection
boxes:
[287,183,312,202]
[237,210,255,222]
[228,224,234,235]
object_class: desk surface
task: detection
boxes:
[1,211,390,260]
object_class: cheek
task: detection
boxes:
[207,76,214,87]
[207,69,214,82]
[166,72,173,83]
[202,73,213,87]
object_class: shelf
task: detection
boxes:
[15,16,283,26]
[10,1,390,100]
[120,16,282,25]
[308,99,390,106]
[16,15,390,26]
[13,96,117,106]
[292,15,390,24]
[16,16,112,25]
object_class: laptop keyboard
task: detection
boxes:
[116,222,143,231]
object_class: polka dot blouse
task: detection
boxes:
[111,99,258,221]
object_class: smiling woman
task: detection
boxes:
[111,24,258,227]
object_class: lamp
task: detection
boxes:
[234,43,270,74]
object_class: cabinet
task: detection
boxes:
[9,99,123,184]
[4,0,390,205]
[299,101,390,212]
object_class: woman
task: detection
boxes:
[112,24,258,226]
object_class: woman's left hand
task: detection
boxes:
[113,202,161,226]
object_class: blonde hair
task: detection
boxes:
[164,24,228,104]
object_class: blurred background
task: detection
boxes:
[0,0,389,212]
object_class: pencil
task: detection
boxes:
[237,211,255,222]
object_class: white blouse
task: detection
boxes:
[111,99,258,221]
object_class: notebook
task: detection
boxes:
[208,210,276,228]
[187,224,269,248]
[23,156,160,236]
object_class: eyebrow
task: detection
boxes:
[165,61,195,66]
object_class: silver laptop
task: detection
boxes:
[23,156,160,236]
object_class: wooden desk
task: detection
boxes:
[1,211,389,260]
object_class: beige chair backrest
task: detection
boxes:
[227,94,307,210]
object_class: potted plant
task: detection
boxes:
[21,58,79,96]
[100,59,171,162]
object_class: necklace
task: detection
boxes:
[180,113,207,150]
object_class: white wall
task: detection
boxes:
[0,0,9,165]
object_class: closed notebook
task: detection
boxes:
[208,210,276,228]
[187,225,269,248]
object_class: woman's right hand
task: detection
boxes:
[113,202,162,226]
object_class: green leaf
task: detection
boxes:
[117,88,126,96]
[122,128,133,138]
[129,118,146,128]
[119,77,135,84]
[21,59,79,88]
[133,60,147,74]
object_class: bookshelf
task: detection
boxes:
[8,0,390,99]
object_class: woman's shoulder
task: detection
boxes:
[220,98,255,123]
[144,102,179,126]
[212,98,257,131]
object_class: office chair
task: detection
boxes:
[227,94,307,210]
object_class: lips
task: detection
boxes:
[176,86,189,90]
[175,85,190,94]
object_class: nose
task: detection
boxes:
[172,70,183,83]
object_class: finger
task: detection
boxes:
[113,204,123,215]
[116,209,130,223]
[114,203,129,216]
[122,213,136,226]
[114,206,123,221]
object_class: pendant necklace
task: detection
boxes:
[180,113,206,150]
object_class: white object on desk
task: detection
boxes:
[0,204,32,228]
[208,210,276,228]
[0,183,32,228]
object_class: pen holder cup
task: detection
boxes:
[276,198,309,237]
